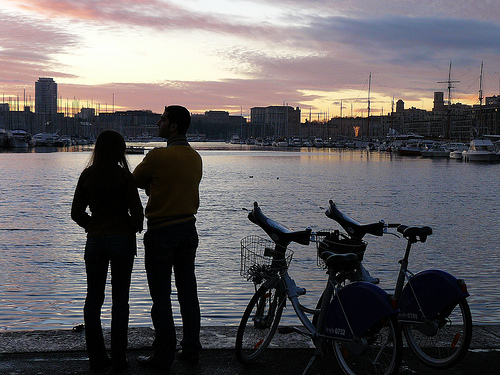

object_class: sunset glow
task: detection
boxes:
[1,0,499,119]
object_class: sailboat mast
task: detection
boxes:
[478,61,484,134]
[438,61,459,139]
[367,73,371,138]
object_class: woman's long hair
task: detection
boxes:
[86,130,129,196]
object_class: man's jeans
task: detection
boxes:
[144,220,201,360]
[84,235,136,364]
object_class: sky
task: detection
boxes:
[1,0,499,120]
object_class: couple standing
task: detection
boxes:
[71,105,202,372]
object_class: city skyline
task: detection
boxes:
[1,0,499,120]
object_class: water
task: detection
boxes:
[0,144,499,331]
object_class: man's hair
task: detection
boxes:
[165,105,191,135]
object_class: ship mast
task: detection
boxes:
[367,73,371,138]
[438,61,460,138]
[478,61,483,135]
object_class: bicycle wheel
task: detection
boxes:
[331,315,402,375]
[235,280,286,364]
[403,297,472,369]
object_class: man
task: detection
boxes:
[133,105,203,370]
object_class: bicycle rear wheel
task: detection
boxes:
[331,315,402,375]
[403,297,472,369]
[235,280,286,364]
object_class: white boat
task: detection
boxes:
[462,139,498,162]
[420,142,449,157]
[125,146,145,154]
[32,132,60,147]
[448,142,468,159]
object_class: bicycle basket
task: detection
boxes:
[240,235,293,284]
[316,230,367,268]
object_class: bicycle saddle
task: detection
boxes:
[325,200,384,239]
[248,202,311,245]
[397,225,433,243]
[319,251,359,273]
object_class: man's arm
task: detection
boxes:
[133,152,153,196]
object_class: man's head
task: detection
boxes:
[157,105,191,139]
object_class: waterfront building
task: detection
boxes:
[250,105,301,139]
[35,78,57,120]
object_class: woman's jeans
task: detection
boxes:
[144,220,201,362]
[84,235,136,364]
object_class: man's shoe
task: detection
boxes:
[137,355,172,370]
[177,350,200,365]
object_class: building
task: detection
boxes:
[35,78,57,120]
[250,105,301,139]
[433,92,446,112]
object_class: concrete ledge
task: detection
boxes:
[1,325,499,354]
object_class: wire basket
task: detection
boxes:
[315,230,367,268]
[240,235,293,284]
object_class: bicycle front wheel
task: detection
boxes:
[235,281,286,364]
[403,297,472,369]
[331,315,402,375]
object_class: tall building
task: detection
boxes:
[35,78,57,118]
[433,91,445,112]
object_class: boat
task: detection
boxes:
[397,142,422,156]
[448,142,468,159]
[32,132,60,147]
[302,139,313,147]
[125,146,145,154]
[7,129,31,148]
[313,137,324,147]
[462,139,498,162]
[290,137,302,147]
[420,142,449,157]
[273,138,288,147]
[230,134,242,144]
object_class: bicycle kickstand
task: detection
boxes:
[301,343,326,375]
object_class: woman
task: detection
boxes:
[71,130,144,370]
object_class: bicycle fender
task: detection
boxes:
[399,269,469,322]
[324,282,397,339]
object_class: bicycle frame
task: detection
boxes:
[393,228,469,323]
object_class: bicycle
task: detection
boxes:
[322,200,472,369]
[235,202,403,375]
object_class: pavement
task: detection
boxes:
[1,325,500,375]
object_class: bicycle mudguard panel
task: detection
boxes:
[324,282,396,339]
[398,269,469,322]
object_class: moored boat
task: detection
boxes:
[7,129,31,148]
[462,139,498,162]
[32,132,60,147]
[420,142,449,157]
[397,142,422,156]
[125,146,145,154]
[448,142,468,159]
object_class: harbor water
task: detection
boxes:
[0,143,499,331]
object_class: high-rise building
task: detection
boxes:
[433,91,445,112]
[35,78,57,117]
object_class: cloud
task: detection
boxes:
[0,11,79,85]
[1,1,499,116]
